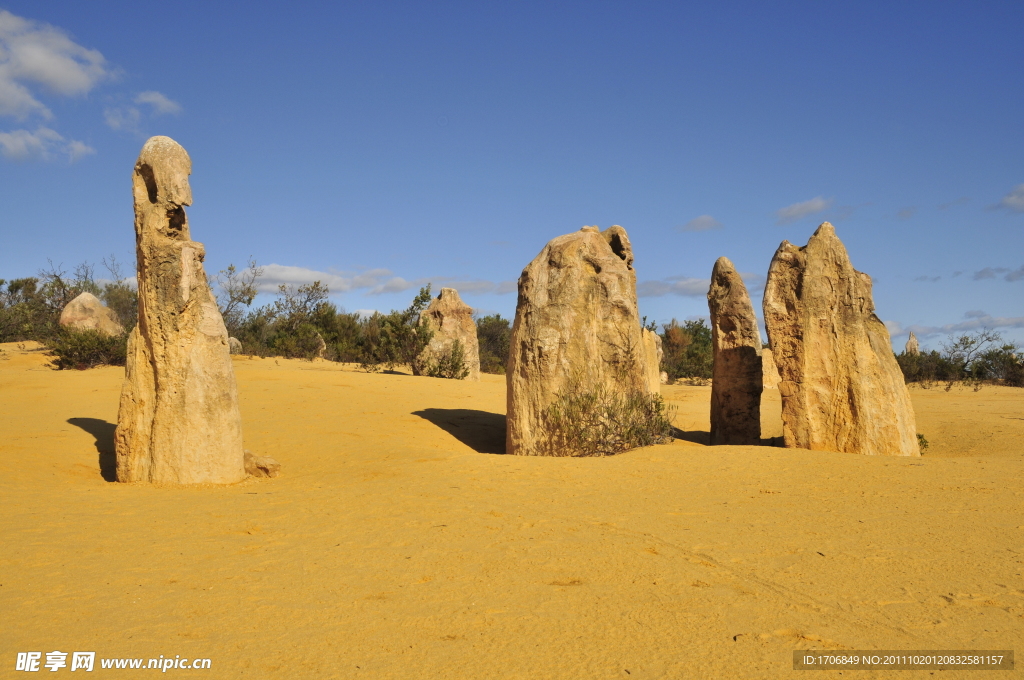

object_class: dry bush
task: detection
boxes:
[542,379,675,456]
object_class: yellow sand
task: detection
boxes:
[1,341,1021,679]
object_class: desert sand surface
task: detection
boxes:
[1,341,1022,679]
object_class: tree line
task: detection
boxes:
[2,259,1020,386]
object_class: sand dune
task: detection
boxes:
[1,341,1021,678]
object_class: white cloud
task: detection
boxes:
[255,264,516,297]
[134,90,181,115]
[775,196,833,225]
[678,215,722,232]
[0,125,92,161]
[996,184,1024,213]
[0,10,108,120]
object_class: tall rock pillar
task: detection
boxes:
[115,136,247,483]
[763,223,919,457]
[707,257,763,445]
[506,226,649,456]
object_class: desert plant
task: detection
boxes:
[542,378,675,456]
[660,318,713,382]
[214,258,263,336]
[422,338,471,379]
[47,327,128,370]
[917,433,930,452]
[476,313,511,374]
[361,285,434,371]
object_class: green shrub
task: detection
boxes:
[542,379,675,456]
[47,328,128,370]
[917,433,929,452]
[476,314,511,374]
[660,318,712,381]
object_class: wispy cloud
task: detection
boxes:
[134,90,181,115]
[775,196,833,225]
[105,90,181,133]
[897,207,916,219]
[677,215,722,232]
[256,264,516,297]
[973,265,1023,282]
[885,311,1024,339]
[637,272,763,298]
[913,275,941,282]
[0,125,93,161]
[994,184,1024,213]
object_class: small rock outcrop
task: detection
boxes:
[707,257,762,445]
[507,226,649,456]
[660,371,669,385]
[763,222,919,457]
[412,288,481,381]
[59,292,124,336]
[761,348,781,389]
[315,332,327,359]
[115,136,247,484]
[228,337,243,354]
[642,328,663,394]
[244,450,281,478]
[905,331,920,356]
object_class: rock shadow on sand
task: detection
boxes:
[68,417,117,481]
[413,408,506,454]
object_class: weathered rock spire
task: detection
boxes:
[115,136,246,483]
[707,256,763,445]
[763,222,919,457]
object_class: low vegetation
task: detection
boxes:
[896,329,1023,389]
[542,377,676,456]
[659,319,713,382]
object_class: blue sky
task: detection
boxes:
[1,1,1022,349]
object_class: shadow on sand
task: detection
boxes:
[413,408,506,455]
[67,417,117,482]
[672,428,783,447]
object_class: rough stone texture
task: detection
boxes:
[707,256,763,445]
[115,136,247,484]
[228,337,243,354]
[642,328,663,394]
[763,222,919,457]
[244,450,281,478]
[660,371,669,385]
[507,225,648,456]
[59,292,124,336]
[905,331,920,356]
[762,348,781,389]
[412,288,481,381]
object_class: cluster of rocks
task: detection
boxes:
[710,222,918,456]
[94,136,919,484]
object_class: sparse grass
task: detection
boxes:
[542,379,675,456]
